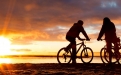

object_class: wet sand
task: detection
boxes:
[0,63,121,75]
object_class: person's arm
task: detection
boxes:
[81,26,90,41]
[77,35,82,40]
[97,25,105,41]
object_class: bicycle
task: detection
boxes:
[57,39,93,64]
[100,38,121,64]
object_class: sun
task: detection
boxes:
[0,36,11,55]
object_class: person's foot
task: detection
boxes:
[72,60,76,64]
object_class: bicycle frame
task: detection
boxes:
[57,39,93,64]
[76,41,86,54]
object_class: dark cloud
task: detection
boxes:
[0,0,121,44]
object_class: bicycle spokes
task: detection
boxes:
[84,49,89,57]
[63,53,67,62]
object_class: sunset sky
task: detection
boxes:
[0,0,121,55]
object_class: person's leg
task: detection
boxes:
[106,41,112,63]
[113,42,120,59]
[71,41,76,63]
[65,43,71,51]
[66,36,76,63]
[65,36,72,51]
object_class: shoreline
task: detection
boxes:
[0,63,120,69]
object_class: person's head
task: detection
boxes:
[103,17,111,24]
[77,20,83,25]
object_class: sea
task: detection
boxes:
[0,56,103,64]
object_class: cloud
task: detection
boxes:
[11,49,31,52]
[0,0,121,44]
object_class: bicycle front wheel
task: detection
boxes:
[57,48,72,64]
[104,48,118,64]
[80,47,93,63]
[100,48,108,63]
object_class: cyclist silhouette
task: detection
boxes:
[97,17,119,64]
[65,20,90,64]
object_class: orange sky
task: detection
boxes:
[0,0,121,55]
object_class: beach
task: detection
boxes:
[0,63,120,75]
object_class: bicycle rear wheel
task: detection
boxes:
[116,48,121,64]
[80,47,93,63]
[57,48,72,64]
[104,48,118,63]
[100,48,108,63]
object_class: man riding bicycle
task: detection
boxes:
[97,17,119,64]
[65,20,90,64]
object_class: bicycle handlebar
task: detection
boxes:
[76,38,90,45]
[79,38,91,41]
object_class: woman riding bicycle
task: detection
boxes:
[97,17,119,64]
[65,20,90,64]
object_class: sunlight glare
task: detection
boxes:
[0,36,11,55]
